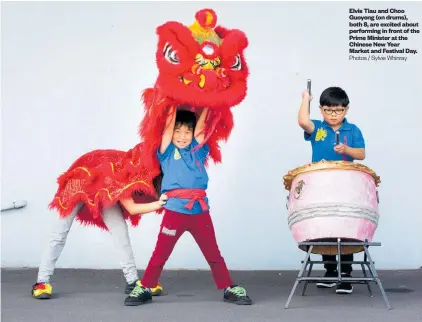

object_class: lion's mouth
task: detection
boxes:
[179,74,206,88]
[178,69,230,91]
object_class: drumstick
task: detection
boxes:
[336,131,340,145]
[307,79,312,113]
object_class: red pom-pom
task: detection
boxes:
[195,9,217,28]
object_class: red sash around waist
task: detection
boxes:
[165,188,208,211]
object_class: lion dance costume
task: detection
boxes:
[32,8,249,300]
[50,8,249,229]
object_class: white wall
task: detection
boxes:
[2,2,422,270]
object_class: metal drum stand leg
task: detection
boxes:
[284,239,392,310]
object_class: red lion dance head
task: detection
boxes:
[139,8,249,171]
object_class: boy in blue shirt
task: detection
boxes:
[124,108,252,306]
[298,86,366,294]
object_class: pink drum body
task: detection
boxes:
[287,169,379,245]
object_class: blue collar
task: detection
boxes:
[322,118,352,131]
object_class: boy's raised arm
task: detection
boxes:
[160,107,176,153]
[194,108,208,144]
[298,90,315,134]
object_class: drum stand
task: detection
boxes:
[284,238,392,310]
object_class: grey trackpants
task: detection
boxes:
[37,204,139,284]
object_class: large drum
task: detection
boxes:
[283,160,381,255]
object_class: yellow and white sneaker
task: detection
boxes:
[151,283,163,296]
[125,281,163,296]
[32,282,52,299]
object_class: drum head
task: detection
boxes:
[283,160,381,191]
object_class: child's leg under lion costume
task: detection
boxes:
[32,146,163,299]
[35,204,139,296]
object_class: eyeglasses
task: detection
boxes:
[322,108,345,115]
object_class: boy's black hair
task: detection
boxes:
[319,87,350,107]
[175,109,197,131]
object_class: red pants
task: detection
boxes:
[141,209,233,289]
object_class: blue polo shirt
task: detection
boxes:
[157,138,210,215]
[304,118,365,162]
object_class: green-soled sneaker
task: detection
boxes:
[124,281,152,306]
[125,281,137,294]
[125,281,163,296]
[224,285,253,305]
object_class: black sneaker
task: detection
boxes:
[223,285,253,305]
[125,281,136,294]
[124,281,152,306]
[316,271,338,288]
[336,273,353,294]
[125,281,163,296]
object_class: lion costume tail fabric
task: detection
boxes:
[48,143,160,230]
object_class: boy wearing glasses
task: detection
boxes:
[297,86,366,294]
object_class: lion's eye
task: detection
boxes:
[163,43,179,64]
[231,54,241,70]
